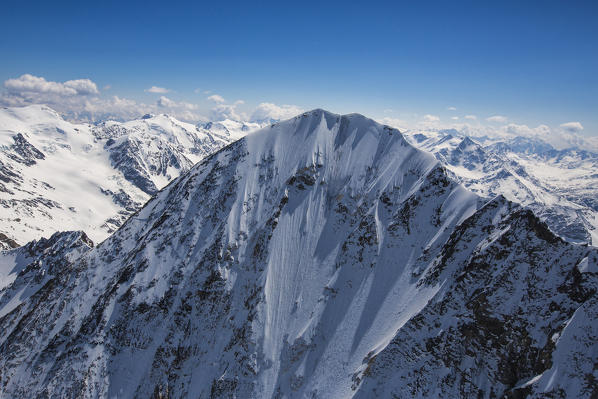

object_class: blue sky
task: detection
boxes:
[1,0,597,138]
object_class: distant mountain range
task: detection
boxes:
[0,110,596,398]
[404,129,598,244]
[2,105,597,251]
[0,105,264,248]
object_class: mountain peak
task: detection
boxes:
[456,136,479,151]
[1,107,597,398]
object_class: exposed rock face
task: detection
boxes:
[8,133,46,166]
[0,110,596,398]
[0,233,19,250]
[354,201,598,398]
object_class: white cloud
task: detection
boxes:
[207,94,226,103]
[1,74,251,123]
[80,95,148,121]
[62,79,99,95]
[0,74,210,123]
[447,106,457,111]
[380,109,596,153]
[210,103,246,121]
[503,123,551,138]
[431,119,598,151]
[74,95,205,123]
[4,74,99,97]
[559,121,584,133]
[486,115,508,123]
[1,75,303,125]
[155,96,205,121]
[157,96,176,108]
[250,103,303,122]
[378,117,407,131]
[206,97,251,121]
[146,86,170,94]
[3,74,595,151]
[193,88,202,94]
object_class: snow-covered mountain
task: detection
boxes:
[0,105,259,248]
[404,130,598,244]
[0,110,596,398]
[4,104,596,250]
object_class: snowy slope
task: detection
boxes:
[0,110,596,398]
[405,130,598,244]
[0,105,255,247]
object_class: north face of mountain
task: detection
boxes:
[0,110,596,398]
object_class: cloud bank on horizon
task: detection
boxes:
[0,74,303,124]
[1,73,596,151]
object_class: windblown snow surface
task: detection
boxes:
[0,110,597,398]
